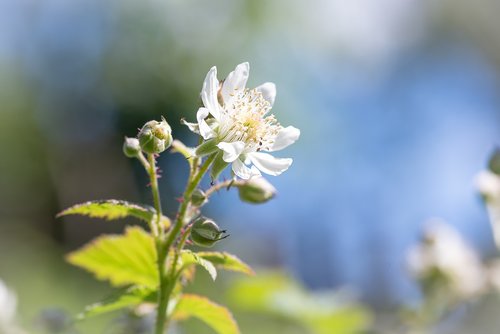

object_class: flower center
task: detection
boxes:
[218,88,281,151]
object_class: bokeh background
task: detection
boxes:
[2,0,500,332]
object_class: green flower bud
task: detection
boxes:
[123,137,141,158]
[191,189,208,207]
[237,177,276,204]
[138,117,173,154]
[190,216,228,247]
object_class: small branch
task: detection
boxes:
[205,178,243,197]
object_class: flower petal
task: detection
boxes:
[255,82,276,107]
[270,126,300,151]
[201,66,221,120]
[217,141,245,162]
[232,158,261,179]
[221,62,249,106]
[181,118,199,134]
[197,107,215,139]
[249,152,293,176]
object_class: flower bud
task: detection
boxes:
[138,117,173,154]
[191,189,208,207]
[190,216,228,247]
[237,177,276,204]
[123,137,141,158]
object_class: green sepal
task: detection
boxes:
[210,151,229,180]
[181,250,217,280]
[195,138,219,157]
[197,252,254,276]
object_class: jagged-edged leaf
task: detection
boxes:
[57,200,171,227]
[197,252,254,276]
[67,227,158,288]
[79,286,157,319]
[181,250,217,280]
[173,294,240,334]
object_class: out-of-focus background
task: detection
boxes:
[2,0,500,333]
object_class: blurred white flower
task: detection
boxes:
[184,62,300,179]
[475,170,500,249]
[475,170,500,201]
[407,220,486,300]
[0,279,23,334]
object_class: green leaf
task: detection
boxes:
[79,286,157,319]
[197,252,254,276]
[173,294,240,334]
[57,200,171,228]
[228,272,372,334]
[67,227,158,288]
[181,250,217,280]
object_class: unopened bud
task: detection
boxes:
[138,117,173,154]
[190,216,228,247]
[123,137,141,158]
[191,189,208,207]
[237,177,276,204]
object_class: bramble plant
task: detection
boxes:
[57,62,300,334]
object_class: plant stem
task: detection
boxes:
[144,153,168,334]
[165,153,217,252]
[205,178,243,197]
[148,154,162,237]
[154,153,216,334]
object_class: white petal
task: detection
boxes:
[232,158,261,179]
[201,66,221,120]
[249,152,293,176]
[217,141,245,162]
[221,62,249,106]
[255,82,276,107]
[181,118,199,134]
[197,107,215,139]
[270,126,300,151]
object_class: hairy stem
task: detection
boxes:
[154,153,216,334]
[145,153,169,334]
[205,178,243,197]
[147,154,163,237]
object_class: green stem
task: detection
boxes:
[165,153,216,251]
[148,154,163,237]
[205,178,242,197]
[154,153,216,334]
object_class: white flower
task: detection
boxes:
[475,170,500,201]
[475,170,500,250]
[407,220,486,300]
[0,279,22,333]
[184,62,300,179]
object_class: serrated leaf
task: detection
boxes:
[79,286,157,319]
[67,227,158,288]
[57,200,171,228]
[181,250,217,280]
[198,252,254,276]
[173,294,240,334]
